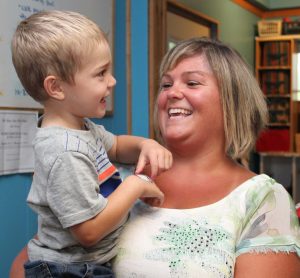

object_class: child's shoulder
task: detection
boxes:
[34,126,89,154]
[84,118,109,136]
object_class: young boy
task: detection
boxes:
[11,10,172,277]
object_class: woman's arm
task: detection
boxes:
[10,245,28,278]
[235,252,300,278]
[235,179,300,278]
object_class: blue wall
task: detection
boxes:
[0,174,36,277]
[130,0,149,137]
[96,0,128,135]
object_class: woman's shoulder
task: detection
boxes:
[234,174,289,201]
[231,174,292,211]
[235,174,300,257]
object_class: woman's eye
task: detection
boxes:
[187,81,199,87]
[160,83,172,89]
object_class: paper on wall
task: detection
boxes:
[0,110,38,175]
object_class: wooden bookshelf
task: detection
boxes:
[256,35,300,152]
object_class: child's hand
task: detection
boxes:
[140,197,163,207]
[135,139,173,179]
[125,175,164,206]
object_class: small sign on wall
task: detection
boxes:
[0,110,38,175]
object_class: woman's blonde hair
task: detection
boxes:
[155,37,268,160]
[11,10,108,102]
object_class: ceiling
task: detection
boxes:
[246,0,300,11]
[233,0,300,18]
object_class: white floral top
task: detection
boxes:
[113,174,300,278]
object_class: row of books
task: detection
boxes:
[260,71,290,95]
[261,41,290,66]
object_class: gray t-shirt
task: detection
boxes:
[27,118,127,264]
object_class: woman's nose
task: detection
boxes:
[167,86,184,99]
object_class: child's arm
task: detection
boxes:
[69,175,163,247]
[107,135,172,179]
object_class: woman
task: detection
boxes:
[112,37,300,277]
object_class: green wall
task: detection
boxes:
[178,0,261,70]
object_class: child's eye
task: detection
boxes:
[97,69,107,77]
[98,70,107,77]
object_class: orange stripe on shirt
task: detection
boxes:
[98,164,117,182]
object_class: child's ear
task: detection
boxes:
[43,75,65,100]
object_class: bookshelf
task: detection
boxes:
[256,35,300,204]
[255,35,300,152]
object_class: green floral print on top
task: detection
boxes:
[113,174,300,278]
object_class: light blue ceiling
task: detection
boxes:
[247,0,300,10]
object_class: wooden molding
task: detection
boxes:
[168,0,219,39]
[232,0,263,17]
[262,8,300,19]
[126,0,132,134]
[168,0,219,25]
[148,0,167,139]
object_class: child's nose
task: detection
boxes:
[108,74,116,87]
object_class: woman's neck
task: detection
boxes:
[155,153,253,209]
[171,145,231,172]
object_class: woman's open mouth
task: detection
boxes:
[168,108,192,118]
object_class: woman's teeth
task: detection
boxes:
[168,108,192,117]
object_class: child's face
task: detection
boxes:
[61,42,116,120]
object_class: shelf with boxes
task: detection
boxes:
[255,35,300,153]
[259,152,300,204]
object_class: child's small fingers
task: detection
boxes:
[155,195,164,206]
[166,153,173,169]
[156,153,172,174]
[135,157,146,174]
[150,166,158,179]
[148,155,158,177]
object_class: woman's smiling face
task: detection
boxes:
[157,54,224,149]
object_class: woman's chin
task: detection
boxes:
[163,132,188,144]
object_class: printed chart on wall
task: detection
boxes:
[0,0,114,111]
[0,110,38,175]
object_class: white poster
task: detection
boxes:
[0,110,38,175]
